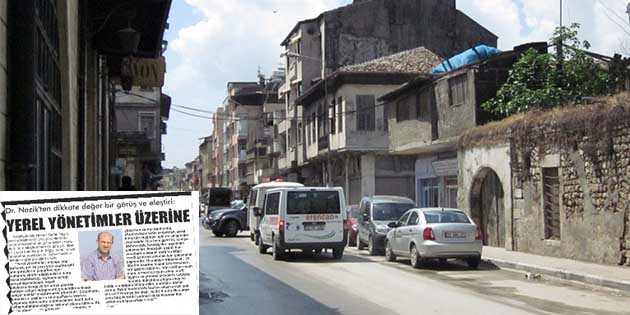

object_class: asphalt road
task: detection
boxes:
[199,229,630,315]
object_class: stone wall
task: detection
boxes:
[460,95,630,266]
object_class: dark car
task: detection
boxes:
[206,201,248,237]
[345,205,360,246]
[356,195,416,256]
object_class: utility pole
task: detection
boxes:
[557,0,564,81]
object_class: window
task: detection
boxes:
[311,113,316,143]
[445,176,458,208]
[543,168,561,240]
[372,203,415,221]
[408,212,420,225]
[396,100,410,122]
[297,82,303,97]
[423,210,471,224]
[356,95,375,131]
[287,191,340,214]
[397,212,411,227]
[307,119,311,144]
[416,93,424,120]
[296,39,301,55]
[420,178,439,207]
[337,97,343,133]
[318,103,325,137]
[249,190,258,206]
[264,192,280,215]
[139,113,156,139]
[298,122,303,144]
[448,74,468,106]
[330,99,336,134]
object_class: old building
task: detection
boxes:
[114,86,171,190]
[294,47,440,204]
[276,0,497,183]
[377,44,531,208]
[2,0,171,190]
[198,135,213,189]
[458,93,630,267]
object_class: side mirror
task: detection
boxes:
[387,222,398,228]
[253,207,263,217]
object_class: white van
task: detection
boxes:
[255,187,347,260]
[247,181,304,244]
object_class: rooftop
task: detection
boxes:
[340,47,441,74]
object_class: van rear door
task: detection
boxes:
[284,190,344,244]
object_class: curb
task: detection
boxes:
[483,257,630,292]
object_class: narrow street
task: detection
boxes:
[199,227,630,315]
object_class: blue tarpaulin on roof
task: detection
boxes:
[432,45,502,74]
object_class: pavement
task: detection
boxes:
[482,246,630,291]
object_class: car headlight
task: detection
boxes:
[376,226,389,234]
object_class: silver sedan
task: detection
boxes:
[384,208,483,269]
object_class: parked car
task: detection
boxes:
[255,187,347,261]
[356,195,416,255]
[384,208,482,269]
[206,201,249,237]
[345,205,360,246]
[247,181,304,245]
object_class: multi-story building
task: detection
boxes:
[1,0,171,190]
[114,86,171,190]
[296,47,441,203]
[276,0,497,183]
[198,136,213,189]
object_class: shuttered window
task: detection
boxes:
[448,74,467,106]
[543,168,561,240]
[356,95,375,131]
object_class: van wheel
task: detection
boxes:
[213,231,223,237]
[225,220,239,237]
[368,236,377,256]
[272,236,284,261]
[385,240,396,262]
[357,238,365,250]
[410,244,423,269]
[332,247,344,260]
[258,237,268,254]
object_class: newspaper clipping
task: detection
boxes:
[0,191,199,315]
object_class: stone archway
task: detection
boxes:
[470,168,505,247]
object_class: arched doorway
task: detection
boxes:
[470,168,505,247]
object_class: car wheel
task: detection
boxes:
[410,245,423,269]
[332,247,344,260]
[385,240,396,262]
[466,256,481,269]
[212,230,223,237]
[225,220,239,237]
[272,236,284,261]
[357,237,365,250]
[368,235,377,256]
[258,236,268,254]
[250,232,255,242]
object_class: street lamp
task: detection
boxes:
[280,51,333,187]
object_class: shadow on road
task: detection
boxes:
[268,250,378,264]
[199,245,345,315]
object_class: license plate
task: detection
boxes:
[445,231,466,238]
[304,223,325,231]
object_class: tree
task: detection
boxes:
[482,24,609,117]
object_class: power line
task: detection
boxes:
[594,0,630,37]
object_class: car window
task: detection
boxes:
[249,190,257,207]
[397,212,411,227]
[287,191,340,215]
[372,203,415,221]
[264,192,280,215]
[408,212,419,225]
[423,210,471,224]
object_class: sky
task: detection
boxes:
[161,0,630,169]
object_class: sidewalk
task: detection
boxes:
[482,246,630,291]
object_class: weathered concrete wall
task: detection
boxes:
[323,0,497,71]
[387,89,434,152]
[436,69,477,139]
[459,144,513,249]
[0,0,7,190]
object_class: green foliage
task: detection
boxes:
[482,23,609,117]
